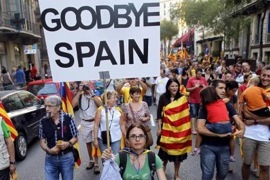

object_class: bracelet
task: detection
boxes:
[69,141,73,147]
[10,161,15,165]
[254,120,258,125]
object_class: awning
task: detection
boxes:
[172,29,194,47]
[196,36,223,44]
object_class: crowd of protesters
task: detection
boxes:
[37,54,270,180]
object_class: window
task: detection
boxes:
[2,93,24,112]
[19,91,40,107]
[6,0,20,12]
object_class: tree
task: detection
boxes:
[160,20,179,58]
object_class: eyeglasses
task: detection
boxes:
[45,104,59,108]
[129,134,146,140]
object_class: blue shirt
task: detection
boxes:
[15,69,25,83]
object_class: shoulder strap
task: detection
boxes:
[119,151,127,177]
[78,93,82,109]
[148,151,156,180]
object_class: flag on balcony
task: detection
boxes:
[59,82,81,168]
[0,103,18,141]
[159,96,192,155]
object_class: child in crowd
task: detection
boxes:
[192,86,233,157]
[238,75,270,118]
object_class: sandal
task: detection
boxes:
[94,164,100,174]
[86,161,94,170]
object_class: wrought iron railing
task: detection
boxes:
[0,11,40,36]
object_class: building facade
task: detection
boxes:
[0,0,41,74]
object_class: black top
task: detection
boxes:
[39,112,78,149]
[198,103,237,146]
[157,93,182,120]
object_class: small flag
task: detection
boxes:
[0,103,18,141]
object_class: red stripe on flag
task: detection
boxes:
[161,129,191,138]
[159,140,192,150]
[163,116,190,127]
[164,102,189,116]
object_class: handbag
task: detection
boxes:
[100,108,114,144]
[129,104,153,147]
[101,130,112,144]
[10,171,18,180]
[72,147,79,162]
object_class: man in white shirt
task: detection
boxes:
[72,82,102,174]
[154,69,169,106]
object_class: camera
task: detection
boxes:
[82,85,90,91]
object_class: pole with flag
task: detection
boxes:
[0,103,18,141]
[59,82,81,168]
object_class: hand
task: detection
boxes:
[101,147,112,160]
[9,164,16,174]
[218,132,232,138]
[233,129,244,138]
[94,139,98,148]
[56,141,69,150]
[50,146,61,154]
[194,84,200,88]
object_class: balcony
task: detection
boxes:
[0,11,41,43]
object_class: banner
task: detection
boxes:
[39,0,160,81]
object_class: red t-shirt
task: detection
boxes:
[186,77,207,103]
[206,99,230,123]
[31,67,37,79]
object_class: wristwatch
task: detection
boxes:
[10,161,15,165]
[69,141,73,147]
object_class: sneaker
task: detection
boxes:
[230,156,235,162]
[94,164,100,174]
[86,161,94,170]
[191,148,200,156]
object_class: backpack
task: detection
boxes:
[119,151,156,180]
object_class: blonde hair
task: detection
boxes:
[101,91,118,104]
[249,75,260,86]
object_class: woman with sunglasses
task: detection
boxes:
[102,124,166,180]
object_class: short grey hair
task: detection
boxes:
[45,95,62,106]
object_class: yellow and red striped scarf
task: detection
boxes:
[159,96,192,156]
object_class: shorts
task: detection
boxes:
[189,103,200,118]
[242,137,270,166]
[251,107,270,117]
[81,120,94,143]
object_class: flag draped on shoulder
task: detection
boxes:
[59,82,81,168]
[159,96,192,156]
[0,103,18,141]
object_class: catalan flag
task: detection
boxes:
[159,96,192,156]
[60,82,81,168]
[0,103,18,141]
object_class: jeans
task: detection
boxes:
[206,122,232,134]
[189,103,200,118]
[98,139,121,155]
[45,152,74,180]
[200,144,230,180]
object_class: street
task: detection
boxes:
[16,105,259,180]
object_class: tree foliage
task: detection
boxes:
[170,0,250,41]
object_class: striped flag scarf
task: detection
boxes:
[60,82,81,168]
[0,103,18,141]
[159,96,192,156]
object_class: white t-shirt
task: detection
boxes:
[155,76,169,94]
[244,124,270,142]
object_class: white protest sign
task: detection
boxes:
[38,0,160,81]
